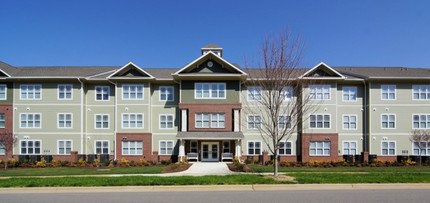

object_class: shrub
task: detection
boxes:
[139,159,149,166]
[78,158,86,167]
[7,158,19,168]
[120,157,130,167]
[36,157,47,168]
[161,160,171,165]
[51,160,61,167]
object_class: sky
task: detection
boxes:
[1,0,429,69]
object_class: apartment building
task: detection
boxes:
[0,44,429,163]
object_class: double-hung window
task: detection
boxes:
[160,86,174,101]
[122,141,143,155]
[247,115,261,129]
[95,86,110,101]
[21,140,41,155]
[58,84,72,100]
[412,85,430,100]
[58,113,72,128]
[95,140,109,154]
[247,86,262,101]
[210,113,225,128]
[160,115,174,129]
[95,114,109,129]
[195,83,225,99]
[381,141,396,155]
[281,86,293,101]
[0,113,5,128]
[343,141,357,155]
[381,114,396,129]
[413,142,430,155]
[279,115,291,129]
[310,85,330,100]
[20,84,41,100]
[0,84,6,100]
[279,141,292,155]
[342,86,357,101]
[309,114,330,129]
[223,141,230,153]
[57,140,72,155]
[248,141,261,155]
[123,85,144,100]
[160,141,173,155]
[343,115,357,130]
[0,142,4,155]
[381,85,396,100]
[195,113,225,128]
[122,114,143,129]
[310,141,330,156]
[412,114,430,129]
[20,113,41,128]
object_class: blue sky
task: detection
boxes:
[1,0,429,68]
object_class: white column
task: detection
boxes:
[179,139,185,162]
[181,109,187,132]
[235,139,242,158]
[234,109,239,132]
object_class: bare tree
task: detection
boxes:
[243,30,318,176]
[410,129,430,166]
[0,132,16,169]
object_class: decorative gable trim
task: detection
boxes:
[0,69,11,78]
[107,62,155,79]
[299,62,345,79]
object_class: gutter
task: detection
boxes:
[78,78,85,155]
[108,80,118,160]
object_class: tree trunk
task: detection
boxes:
[274,153,278,176]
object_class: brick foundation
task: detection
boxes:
[279,156,297,162]
[116,132,152,161]
[301,133,341,162]
[376,156,397,162]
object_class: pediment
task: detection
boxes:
[108,62,154,79]
[300,62,345,79]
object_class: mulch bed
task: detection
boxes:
[162,163,192,173]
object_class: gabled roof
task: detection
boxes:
[299,62,346,79]
[107,62,155,79]
[201,43,223,50]
[334,67,430,79]
[172,51,247,76]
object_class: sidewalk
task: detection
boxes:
[1,184,430,194]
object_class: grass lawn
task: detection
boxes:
[289,172,430,184]
[0,166,167,177]
[249,165,430,173]
[0,175,281,187]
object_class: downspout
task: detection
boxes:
[108,80,118,160]
[78,78,84,155]
[362,80,368,153]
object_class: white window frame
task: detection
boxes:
[195,113,225,128]
[122,84,144,100]
[58,84,73,100]
[309,141,331,156]
[122,140,143,155]
[95,86,110,101]
[159,140,174,155]
[122,113,144,129]
[210,113,225,128]
[309,114,331,129]
[309,85,330,100]
[159,114,174,129]
[342,141,357,155]
[0,84,7,100]
[247,115,262,129]
[381,141,396,156]
[94,140,109,154]
[57,113,73,129]
[281,86,293,101]
[381,114,396,129]
[412,114,430,129]
[278,141,292,155]
[20,113,42,128]
[247,141,262,155]
[0,113,5,128]
[0,142,4,155]
[20,84,42,100]
[342,114,357,130]
[247,86,262,101]
[223,141,231,153]
[342,86,357,102]
[195,83,226,99]
[412,85,430,100]
[190,140,198,153]
[381,85,396,100]
[57,140,72,155]
[412,142,430,155]
[279,115,291,129]
[95,114,109,129]
[20,140,42,155]
[159,86,174,101]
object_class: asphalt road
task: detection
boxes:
[1,189,429,203]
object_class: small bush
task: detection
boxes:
[51,160,61,167]
[120,157,130,167]
[161,160,171,165]
[8,158,19,168]
[36,157,47,168]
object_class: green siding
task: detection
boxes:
[180,81,240,103]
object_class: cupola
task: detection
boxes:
[201,43,223,57]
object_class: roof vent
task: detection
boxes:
[201,43,223,57]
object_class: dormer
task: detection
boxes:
[201,43,223,57]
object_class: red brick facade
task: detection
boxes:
[115,132,152,162]
[179,103,241,132]
[0,104,13,160]
[301,133,341,162]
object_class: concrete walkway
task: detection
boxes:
[174,162,234,176]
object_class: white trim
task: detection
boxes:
[94,114,110,129]
[95,85,110,101]
[0,68,11,77]
[159,86,174,101]
[380,113,396,129]
[201,141,220,161]
[121,140,143,156]
[309,141,331,156]
[57,140,73,155]
[342,114,358,130]
[94,140,110,154]
[57,113,73,129]
[247,86,262,101]
[57,84,73,100]
[107,62,155,79]
[246,140,262,155]
[278,140,293,156]
[19,140,42,155]
[342,86,357,102]
[19,113,42,129]
[0,84,7,100]
[194,82,226,99]
[121,113,144,129]
[309,84,331,100]
[309,113,331,129]
[380,84,396,101]
[173,51,247,75]
[342,140,358,155]
[412,85,430,101]
[121,84,145,100]
[412,114,430,129]
[247,114,262,129]
[19,84,42,100]
[159,114,174,130]
[159,140,174,155]
[299,62,346,79]
[381,140,396,156]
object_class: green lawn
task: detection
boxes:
[0,175,280,187]
[289,172,430,184]
[0,166,167,177]
[249,165,430,173]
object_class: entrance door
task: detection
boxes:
[201,142,219,162]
